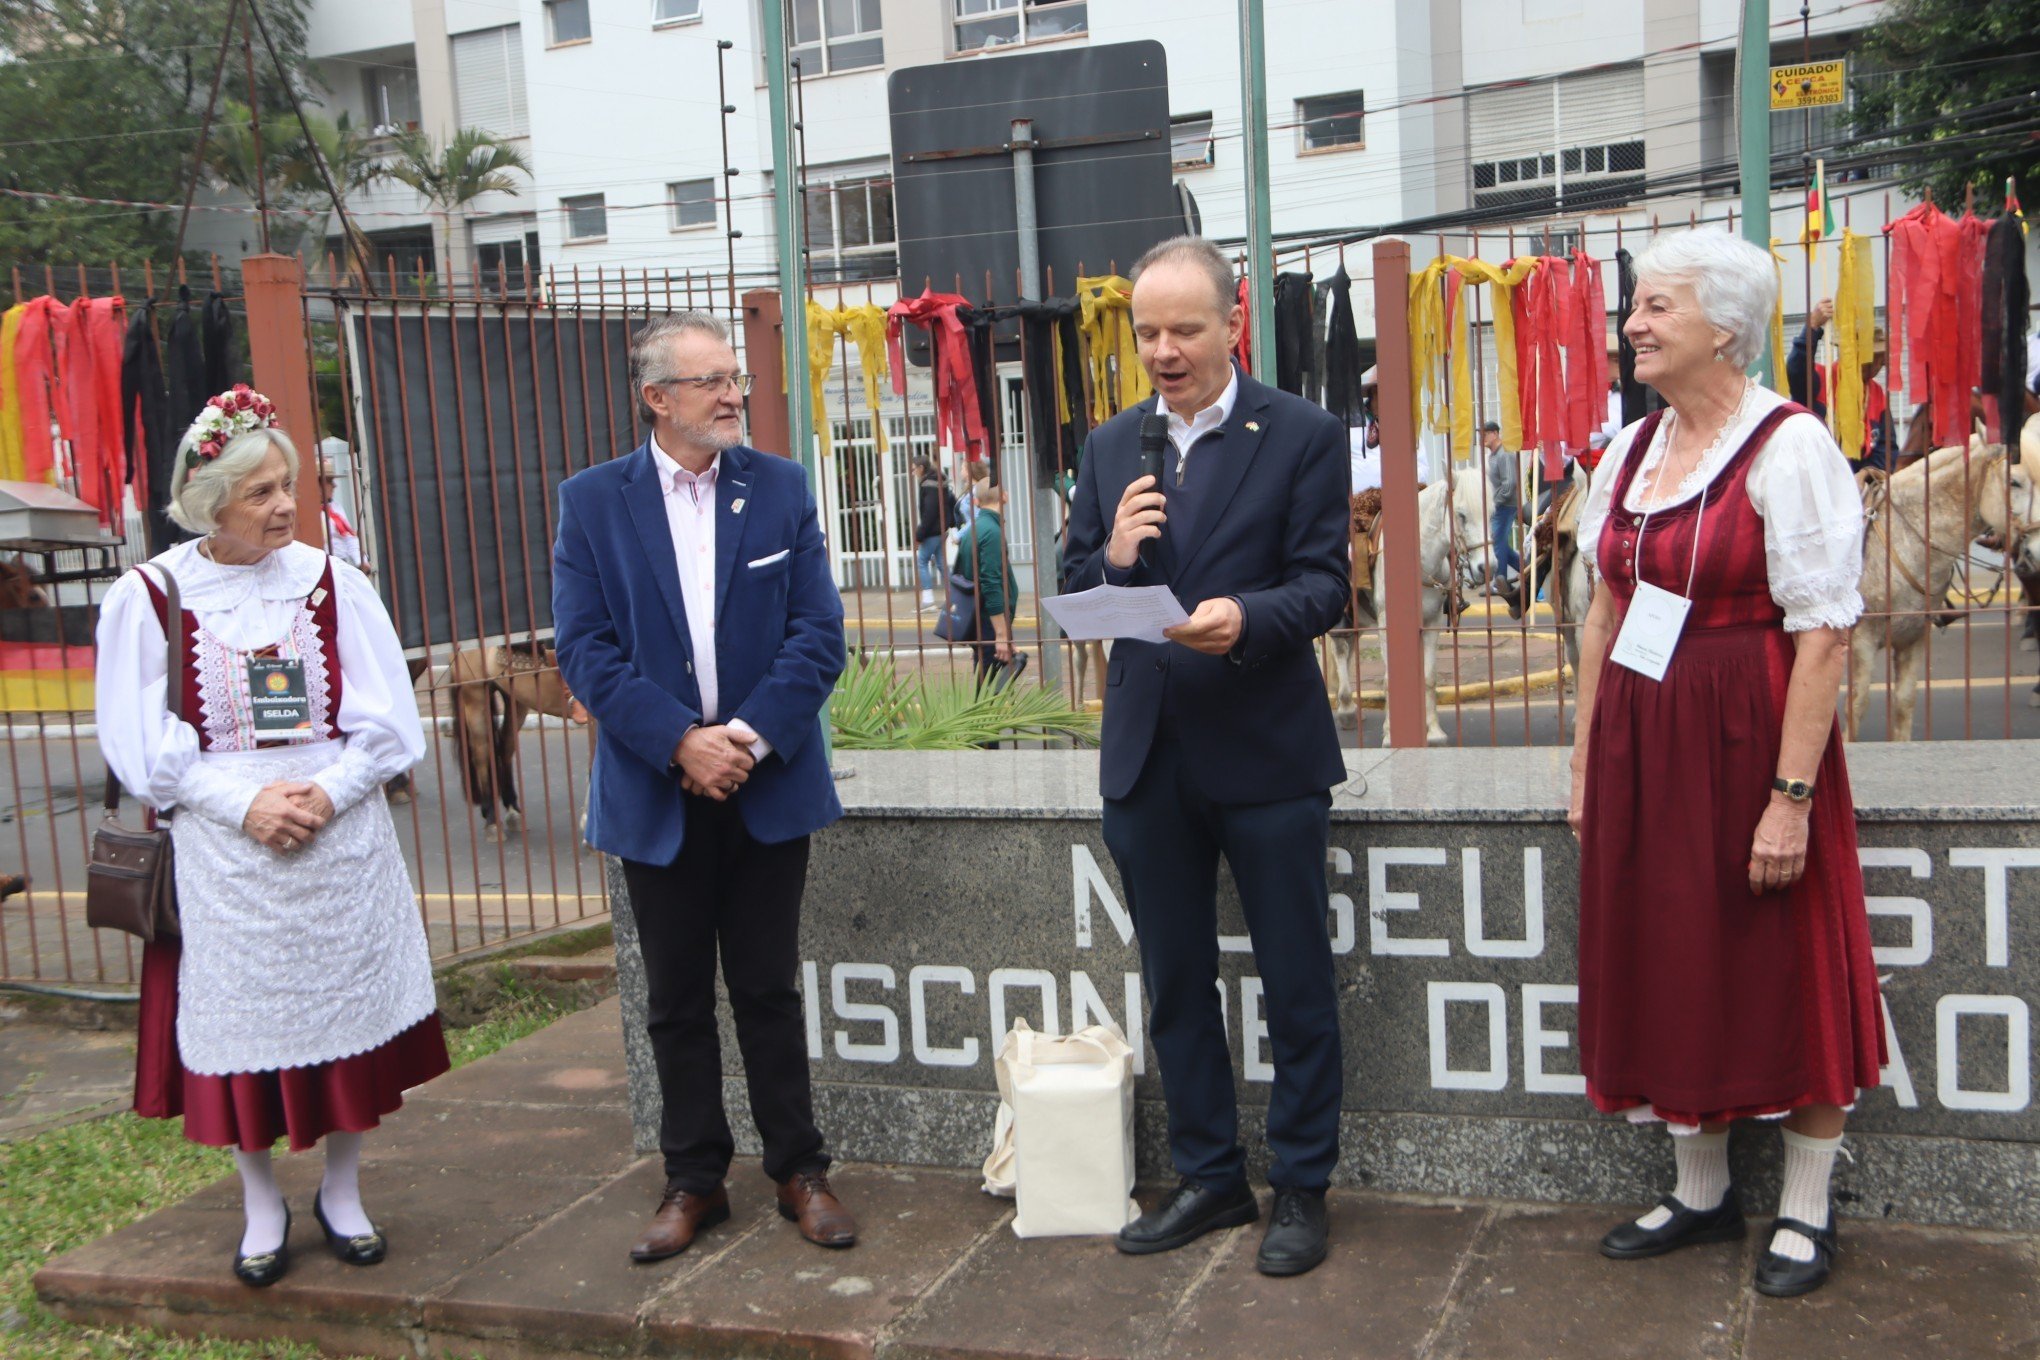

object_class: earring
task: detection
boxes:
[1713,350,1726,363]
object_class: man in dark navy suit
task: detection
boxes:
[553,313,853,1263]
[1063,237,1349,1276]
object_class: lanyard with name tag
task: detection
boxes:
[1608,465,1709,683]
[246,653,313,738]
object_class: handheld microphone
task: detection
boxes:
[1135,413,1169,569]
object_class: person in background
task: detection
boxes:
[1786,296,1892,472]
[1481,421,1520,593]
[912,455,947,612]
[963,479,1014,685]
[318,457,365,571]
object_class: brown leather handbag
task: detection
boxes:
[86,566,184,942]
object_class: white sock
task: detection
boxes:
[235,1149,287,1256]
[1771,1129,1842,1263]
[319,1131,376,1237]
[1635,1129,1729,1229]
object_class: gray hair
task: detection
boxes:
[632,311,733,423]
[1130,235,1238,316]
[1631,228,1778,369]
[169,427,298,536]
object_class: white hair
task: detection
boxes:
[168,427,298,536]
[1631,228,1778,369]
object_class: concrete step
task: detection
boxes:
[504,946,617,984]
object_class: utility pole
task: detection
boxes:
[1237,0,1274,382]
[1736,0,1774,384]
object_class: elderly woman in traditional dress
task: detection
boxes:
[95,388,445,1287]
[1568,232,1885,1298]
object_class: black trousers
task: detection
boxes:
[621,795,827,1194]
[1102,734,1342,1192]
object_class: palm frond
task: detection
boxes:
[830,652,1098,750]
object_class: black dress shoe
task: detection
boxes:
[314,1190,387,1266]
[1115,1179,1258,1256]
[1256,1188,1329,1277]
[1754,1217,1838,1298]
[233,1206,291,1288]
[1599,1191,1746,1260]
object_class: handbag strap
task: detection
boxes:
[103,565,184,814]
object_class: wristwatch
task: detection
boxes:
[1772,776,1815,802]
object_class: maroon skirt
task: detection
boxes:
[133,941,450,1152]
[1576,622,1886,1125]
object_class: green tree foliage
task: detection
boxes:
[1848,0,2040,209]
[386,126,531,282]
[0,0,311,269]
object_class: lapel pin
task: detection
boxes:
[1245,421,1261,433]
[732,498,746,514]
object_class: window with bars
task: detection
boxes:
[476,231,543,292]
[562,193,608,241]
[953,0,1087,54]
[1171,113,1215,170]
[1299,91,1365,152]
[669,178,717,230]
[803,171,897,283]
[790,0,883,75]
[1471,140,1643,191]
[546,0,592,44]
[451,25,530,138]
[653,0,701,24]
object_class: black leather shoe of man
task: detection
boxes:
[1599,1192,1746,1260]
[1115,1179,1259,1256]
[1753,1217,1838,1298]
[1255,1188,1329,1277]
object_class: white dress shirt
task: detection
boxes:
[1157,365,1240,478]
[649,433,769,760]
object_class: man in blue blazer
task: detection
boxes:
[1063,237,1349,1276]
[552,312,852,1263]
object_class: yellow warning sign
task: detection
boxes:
[1770,60,1846,111]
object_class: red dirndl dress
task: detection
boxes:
[1576,403,1885,1126]
[131,562,449,1153]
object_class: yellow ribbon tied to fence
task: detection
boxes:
[803,301,892,459]
[1833,229,1876,461]
[1076,274,1150,423]
[0,304,25,482]
[1768,240,1790,398]
[1407,254,1536,457]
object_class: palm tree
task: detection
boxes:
[204,99,313,253]
[387,127,532,290]
[283,109,391,285]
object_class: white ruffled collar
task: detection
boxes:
[148,539,328,611]
[1624,382,1783,511]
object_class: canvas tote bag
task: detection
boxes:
[982,1018,1138,1237]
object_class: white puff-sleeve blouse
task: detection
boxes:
[94,539,425,829]
[1577,385,1865,632]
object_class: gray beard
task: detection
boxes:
[674,414,744,452]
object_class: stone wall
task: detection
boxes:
[610,745,2040,1231]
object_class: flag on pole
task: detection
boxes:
[1799,158,1834,246]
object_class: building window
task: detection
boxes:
[562,193,607,241]
[360,60,422,136]
[451,25,530,138]
[476,231,543,291]
[790,0,883,75]
[803,169,896,283]
[1298,91,1365,152]
[546,0,593,45]
[1171,113,1214,170]
[1470,139,1644,204]
[669,178,717,230]
[953,0,1087,54]
[653,0,701,24]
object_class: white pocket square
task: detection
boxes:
[747,548,791,568]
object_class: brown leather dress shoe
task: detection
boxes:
[776,1171,857,1248]
[628,1184,730,1263]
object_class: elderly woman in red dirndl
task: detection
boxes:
[1569,231,1885,1299]
[95,391,447,1288]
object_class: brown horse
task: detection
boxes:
[450,641,584,839]
[0,557,47,611]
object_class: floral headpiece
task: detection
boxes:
[184,385,279,469]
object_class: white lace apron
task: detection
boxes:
[170,593,435,1076]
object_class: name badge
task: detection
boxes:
[1607,580,1692,682]
[246,657,314,737]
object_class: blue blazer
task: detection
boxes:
[552,441,846,865]
[1063,369,1349,804]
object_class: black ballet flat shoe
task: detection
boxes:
[1599,1191,1746,1260]
[233,1206,291,1288]
[1754,1217,1837,1298]
[314,1190,388,1266]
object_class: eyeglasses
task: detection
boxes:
[657,372,754,395]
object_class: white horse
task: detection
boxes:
[1848,434,2040,741]
[1329,466,1497,745]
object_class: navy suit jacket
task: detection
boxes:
[1063,369,1349,804]
[552,441,845,865]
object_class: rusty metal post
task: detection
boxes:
[1374,239,1426,748]
[242,254,322,544]
[743,288,792,458]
